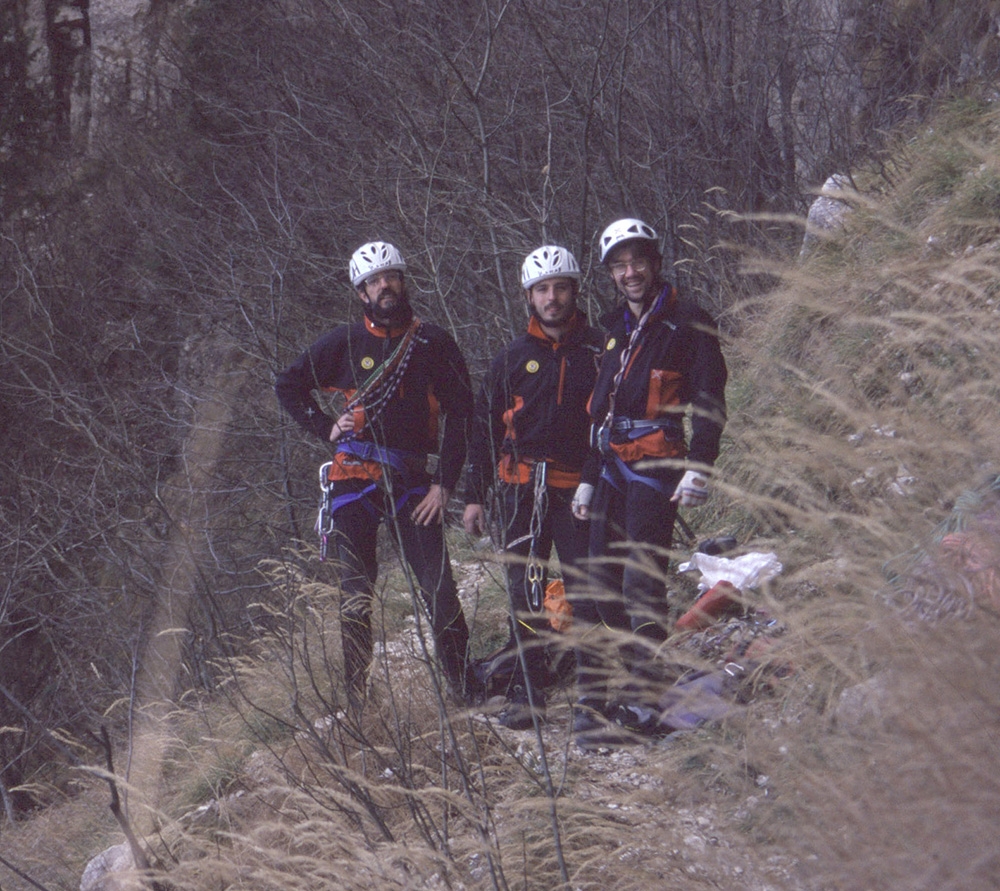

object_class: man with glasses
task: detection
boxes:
[275,241,483,712]
[570,218,728,747]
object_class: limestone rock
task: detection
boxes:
[80,842,134,891]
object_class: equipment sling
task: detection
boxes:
[315,320,428,560]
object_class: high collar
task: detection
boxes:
[618,283,676,330]
[600,283,677,331]
[363,306,415,338]
[526,310,585,348]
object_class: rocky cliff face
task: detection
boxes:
[23,0,185,150]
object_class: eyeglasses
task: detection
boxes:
[363,270,402,288]
[608,257,650,276]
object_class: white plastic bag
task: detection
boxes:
[678,551,783,593]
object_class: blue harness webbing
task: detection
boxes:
[600,453,674,496]
[336,438,420,474]
[321,439,429,520]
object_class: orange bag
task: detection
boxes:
[675,580,743,631]
[543,578,573,631]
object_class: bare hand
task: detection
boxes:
[329,411,355,442]
[411,484,449,526]
[463,503,486,536]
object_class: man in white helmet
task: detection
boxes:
[463,245,603,730]
[570,218,728,746]
[275,241,483,710]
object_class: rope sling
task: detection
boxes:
[525,460,549,612]
[595,286,684,499]
[598,285,670,449]
[317,320,424,560]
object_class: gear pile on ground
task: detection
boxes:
[883,475,1000,622]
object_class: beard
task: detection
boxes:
[530,302,575,329]
[364,290,413,327]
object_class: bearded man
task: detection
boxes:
[276,241,482,710]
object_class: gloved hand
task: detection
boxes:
[571,482,594,520]
[671,470,709,507]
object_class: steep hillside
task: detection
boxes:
[3,97,1000,891]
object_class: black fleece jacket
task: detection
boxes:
[275,311,473,490]
[584,285,727,483]
[465,312,603,504]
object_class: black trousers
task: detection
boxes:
[326,478,476,706]
[495,481,591,695]
[581,464,683,706]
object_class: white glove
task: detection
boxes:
[671,470,709,507]
[571,483,595,520]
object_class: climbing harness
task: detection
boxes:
[314,319,428,561]
[599,451,673,496]
[315,444,430,561]
[594,285,675,454]
[594,416,684,456]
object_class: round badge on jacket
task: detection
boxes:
[606,338,617,350]
[525,360,539,373]
[361,357,375,370]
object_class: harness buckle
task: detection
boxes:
[591,423,613,458]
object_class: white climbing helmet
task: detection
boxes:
[598,218,659,264]
[521,245,582,290]
[349,241,407,288]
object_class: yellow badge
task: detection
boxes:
[525,360,539,373]
[361,357,375,370]
[606,337,617,351]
